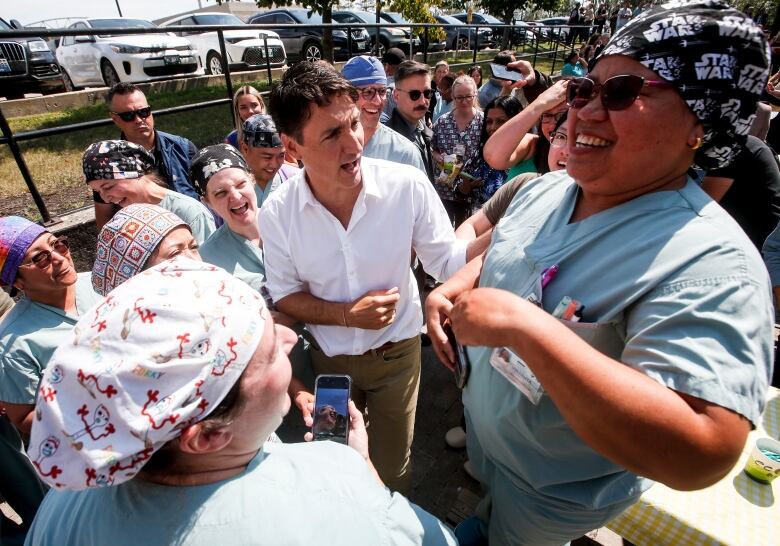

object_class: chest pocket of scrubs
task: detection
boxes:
[556,320,625,361]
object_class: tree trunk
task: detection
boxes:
[502,13,513,51]
[322,4,334,63]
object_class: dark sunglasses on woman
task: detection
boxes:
[567,74,674,111]
[111,107,152,122]
[22,237,70,269]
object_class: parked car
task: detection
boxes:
[160,12,286,75]
[534,17,570,41]
[332,10,419,58]
[0,17,63,99]
[434,14,493,51]
[379,11,446,52]
[248,8,370,62]
[56,18,201,89]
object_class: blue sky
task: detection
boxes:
[6,0,223,26]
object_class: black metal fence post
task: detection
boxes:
[0,109,55,225]
[263,35,272,86]
[423,26,428,64]
[217,29,234,117]
[551,28,561,75]
[347,25,353,57]
[472,25,478,64]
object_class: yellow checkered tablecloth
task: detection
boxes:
[608,388,780,546]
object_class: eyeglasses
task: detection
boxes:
[550,131,568,147]
[20,237,70,269]
[567,74,675,111]
[111,107,152,122]
[453,94,475,102]
[396,88,434,101]
[358,87,387,100]
[540,111,566,125]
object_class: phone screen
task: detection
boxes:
[490,63,525,82]
[444,324,470,389]
[312,375,351,444]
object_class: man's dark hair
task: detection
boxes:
[493,50,516,67]
[381,47,406,66]
[106,82,142,106]
[394,61,430,85]
[268,61,358,144]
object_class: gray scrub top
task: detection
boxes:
[199,224,265,293]
[464,171,773,544]
[159,191,216,245]
[0,273,102,405]
[363,123,427,174]
[26,441,457,546]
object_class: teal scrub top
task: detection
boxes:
[506,157,538,180]
[464,171,774,545]
[254,174,282,210]
[0,273,101,405]
[26,441,457,546]
[159,191,216,245]
[199,224,265,293]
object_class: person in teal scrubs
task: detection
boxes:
[193,145,266,292]
[239,114,298,209]
[0,217,101,434]
[426,3,773,545]
[83,140,216,244]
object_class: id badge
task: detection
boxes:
[454,143,466,157]
[489,347,544,404]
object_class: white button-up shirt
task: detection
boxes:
[260,157,467,357]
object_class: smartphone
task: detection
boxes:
[490,63,525,82]
[443,324,470,389]
[312,374,351,444]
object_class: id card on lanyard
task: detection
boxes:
[488,265,558,405]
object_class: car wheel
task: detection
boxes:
[206,52,224,75]
[456,35,470,50]
[61,69,77,92]
[303,41,323,62]
[100,60,120,88]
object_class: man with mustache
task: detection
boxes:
[381,61,435,181]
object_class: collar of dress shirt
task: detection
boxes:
[296,159,382,213]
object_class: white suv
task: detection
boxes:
[56,18,201,89]
[160,12,286,75]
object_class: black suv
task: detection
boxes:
[0,17,63,99]
[332,10,420,58]
[248,8,370,62]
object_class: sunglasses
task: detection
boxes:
[358,87,387,100]
[567,74,675,111]
[540,111,566,125]
[396,88,434,101]
[111,107,152,122]
[20,237,70,269]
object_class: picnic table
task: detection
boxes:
[608,387,780,546]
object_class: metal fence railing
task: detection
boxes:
[0,20,593,225]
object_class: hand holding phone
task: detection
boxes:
[312,374,351,444]
[491,63,525,82]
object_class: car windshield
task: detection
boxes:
[89,18,156,37]
[380,13,407,24]
[481,14,504,24]
[437,15,463,25]
[293,11,323,24]
[0,19,12,31]
[194,14,243,25]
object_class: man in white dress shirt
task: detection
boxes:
[262,61,466,493]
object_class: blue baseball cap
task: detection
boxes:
[341,55,387,87]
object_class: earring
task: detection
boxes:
[688,137,702,150]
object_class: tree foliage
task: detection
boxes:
[387,0,446,42]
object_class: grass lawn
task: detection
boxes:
[0,46,570,221]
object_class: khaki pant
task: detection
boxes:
[311,335,421,494]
